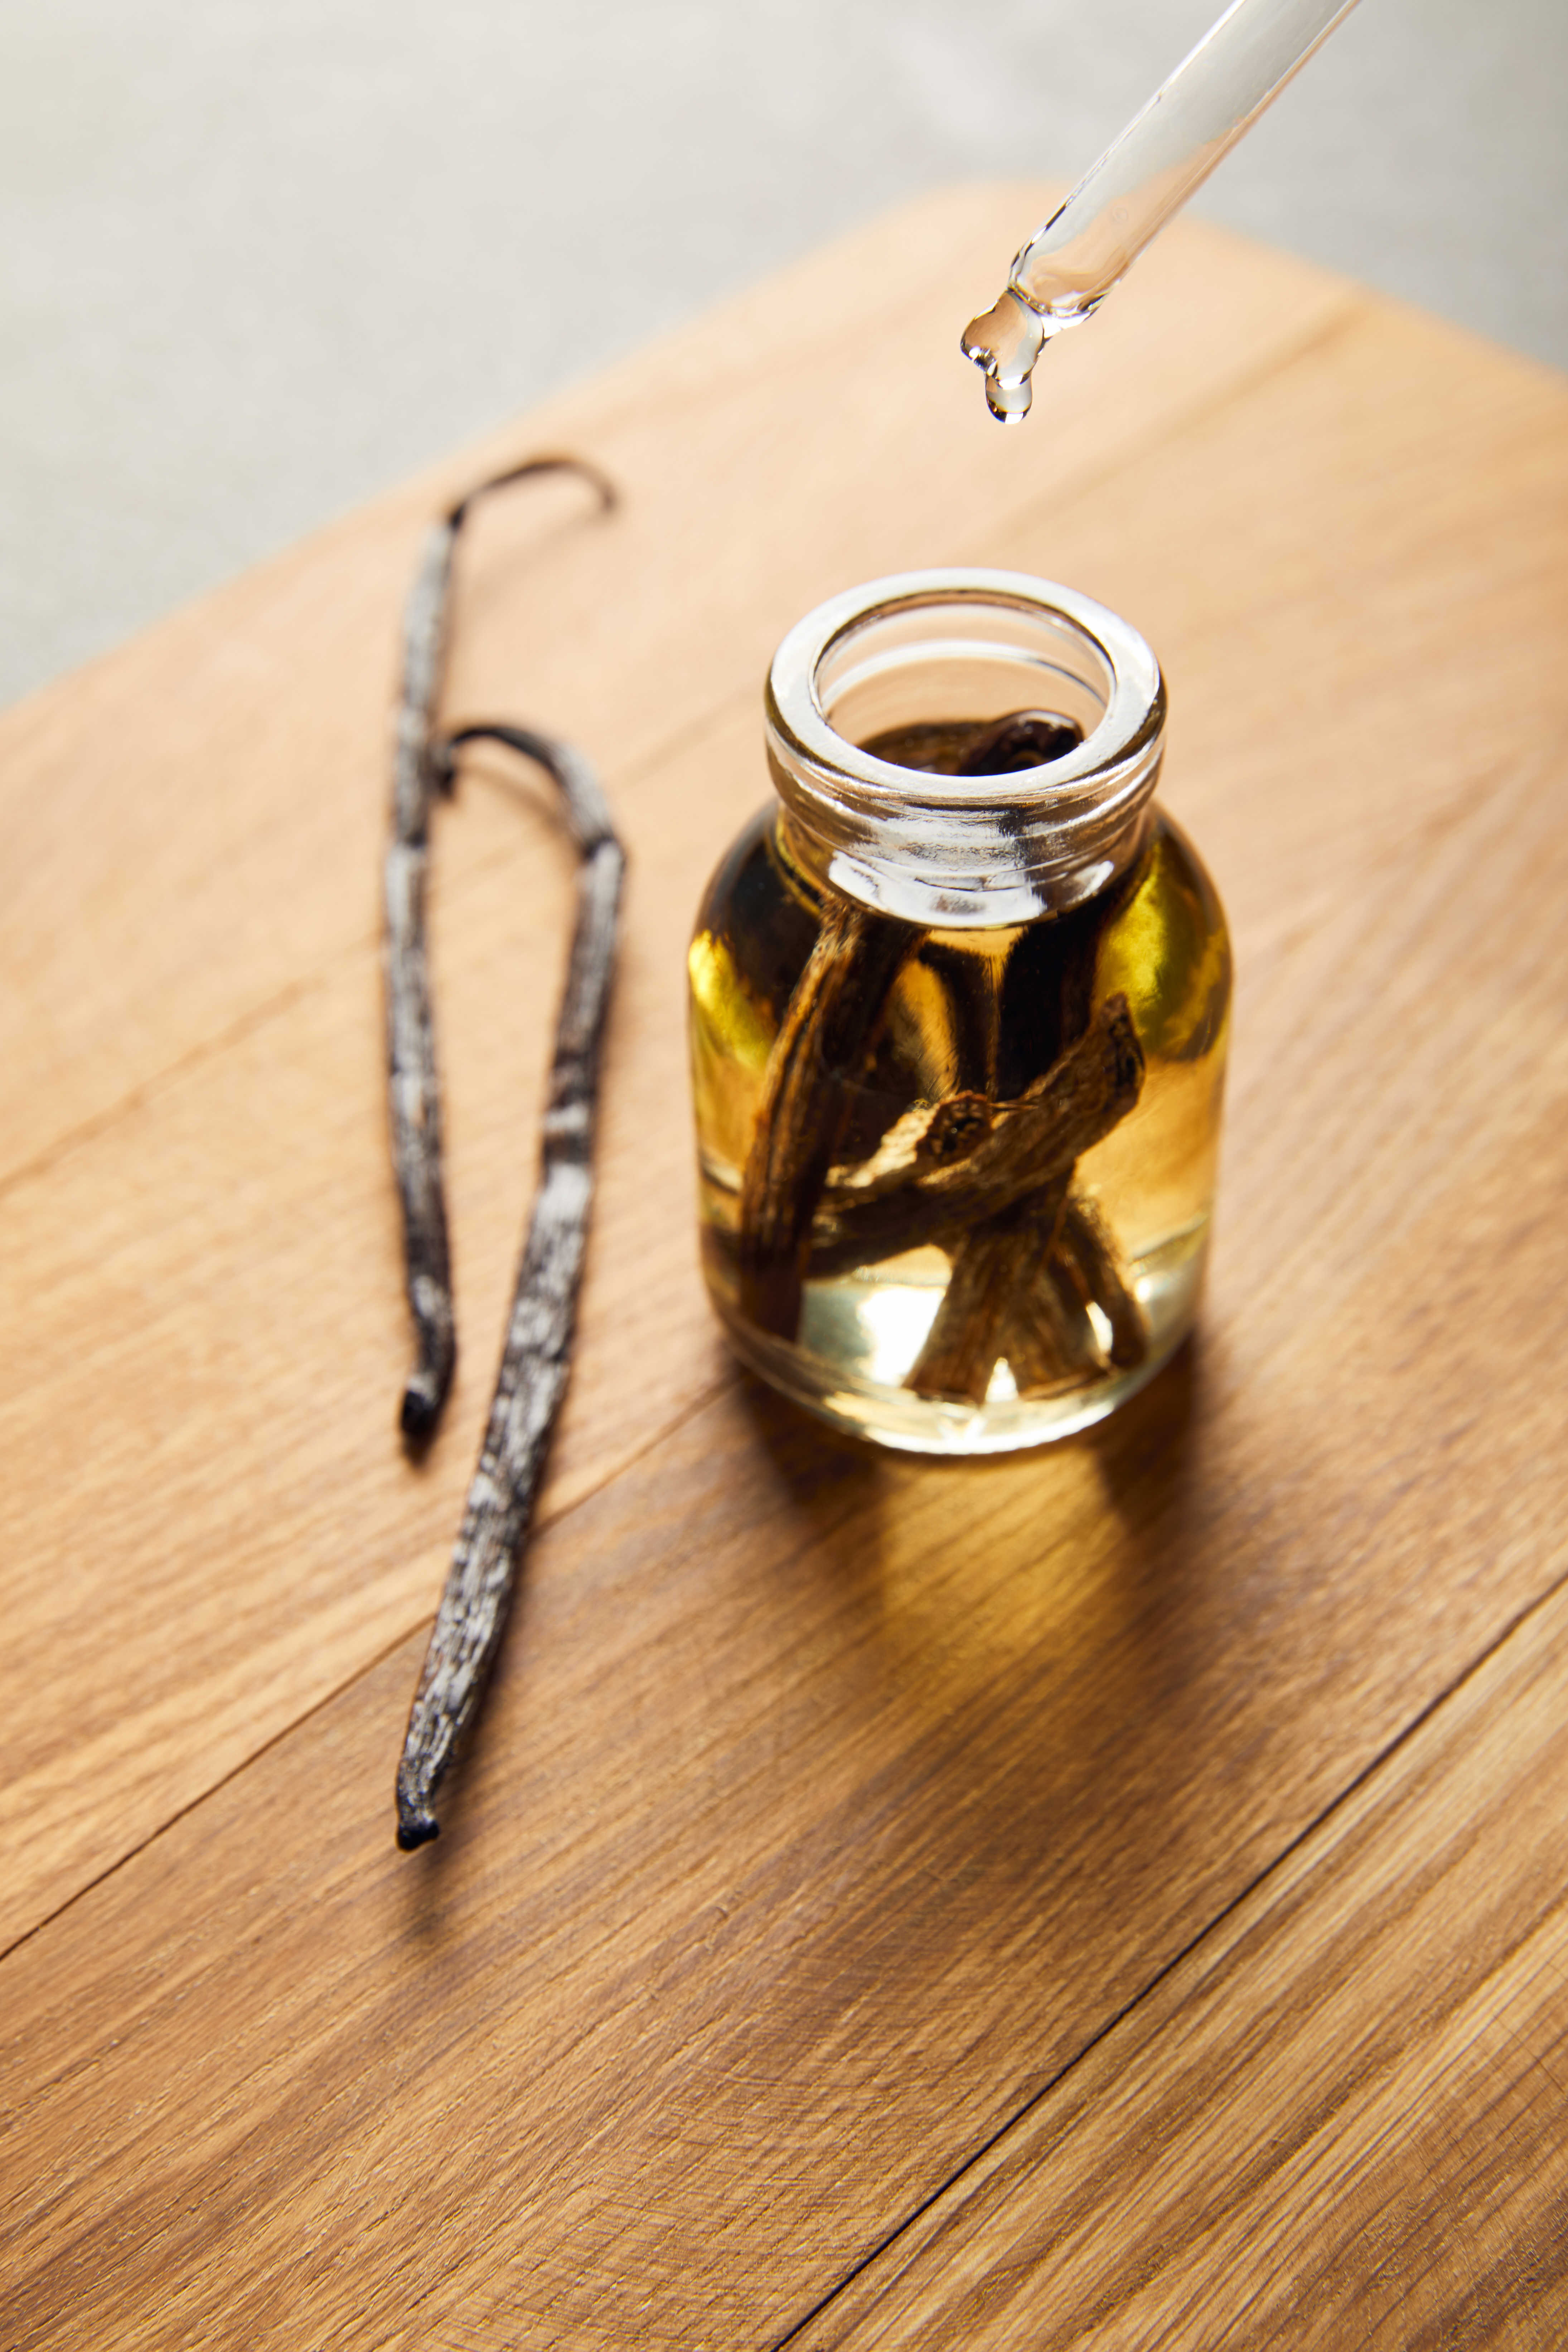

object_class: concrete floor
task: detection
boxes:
[2,0,1563,709]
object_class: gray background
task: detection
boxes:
[2,0,1563,712]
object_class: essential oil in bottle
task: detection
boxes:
[688,569,1230,1455]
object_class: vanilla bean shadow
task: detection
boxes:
[381,458,623,1852]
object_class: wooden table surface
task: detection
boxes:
[4,184,1567,2349]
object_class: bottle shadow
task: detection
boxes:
[729,1338,1222,1890]
[734,1334,1206,1580]
[396,1340,1222,1945]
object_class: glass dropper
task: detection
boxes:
[963,0,1361,422]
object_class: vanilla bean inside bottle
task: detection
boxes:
[688,568,1230,1453]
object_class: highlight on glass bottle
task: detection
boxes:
[687,568,1231,1454]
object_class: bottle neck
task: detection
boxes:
[765,569,1165,929]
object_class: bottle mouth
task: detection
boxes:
[765,568,1165,927]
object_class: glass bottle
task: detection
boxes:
[687,568,1230,1455]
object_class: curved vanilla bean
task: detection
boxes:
[809,992,1143,1279]
[396,722,624,1851]
[384,454,615,1443]
[861,708,1081,779]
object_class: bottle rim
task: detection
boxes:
[764,567,1165,927]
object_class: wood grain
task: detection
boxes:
[3,1081,1566,2348]
[808,1582,1568,2349]
[5,272,1563,1955]
[0,192,1367,1951]
[2,183,1567,2349]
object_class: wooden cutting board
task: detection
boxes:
[3,183,1566,2349]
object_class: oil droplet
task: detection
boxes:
[960,289,1047,424]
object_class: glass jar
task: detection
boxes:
[687,568,1230,1455]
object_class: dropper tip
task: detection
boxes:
[961,289,1046,426]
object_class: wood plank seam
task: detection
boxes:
[0,668,768,1229]
[0,955,355,1210]
[772,1565,1568,2348]
[0,1361,737,1970]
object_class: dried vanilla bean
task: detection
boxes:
[862,708,1082,779]
[1001,1233,1107,1396]
[733,708,1089,1344]
[896,704,1145,1403]
[809,992,1143,1279]
[1054,1193,1147,1370]
[908,1182,1147,1405]
[899,1037,1149,1404]
[916,1092,995,1167]
[396,721,624,1850]
[737,899,909,1341]
[980,1196,1146,1403]
[906,1173,1070,1403]
[381,454,623,1849]
[959,710,1083,773]
[384,453,615,1441]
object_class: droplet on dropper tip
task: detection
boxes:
[984,376,1033,424]
[960,288,1047,426]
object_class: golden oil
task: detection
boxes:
[687,570,1230,1453]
